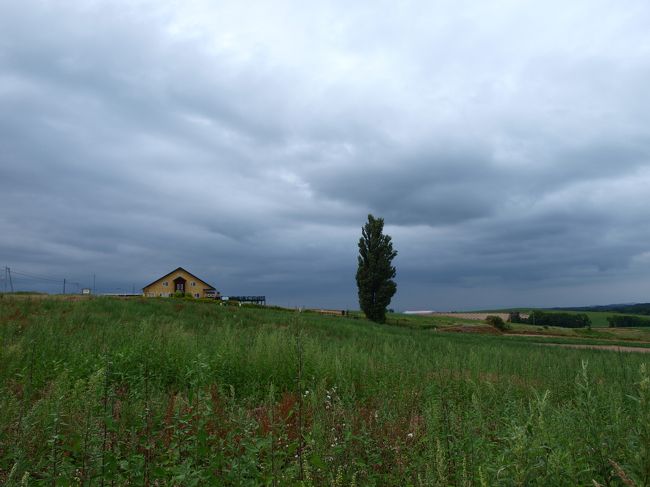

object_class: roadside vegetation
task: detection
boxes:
[1,297,650,485]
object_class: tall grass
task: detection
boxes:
[0,297,648,485]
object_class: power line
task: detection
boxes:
[9,275,60,283]
[4,267,83,293]
[11,270,64,283]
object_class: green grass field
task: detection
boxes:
[1,297,650,485]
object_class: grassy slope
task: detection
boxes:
[1,297,650,485]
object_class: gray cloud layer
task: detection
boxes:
[2,0,650,309]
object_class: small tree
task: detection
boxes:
[356,214,397,323]
[486,315,510,331]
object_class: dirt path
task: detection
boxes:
[536,343,650,353]
[507,332,650,343]
[506,333,575,339]
[427,312,512,321]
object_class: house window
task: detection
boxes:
[158,293,162,297]
[194,293,199,298]
[191,281,196,287]
[163,282,168,287]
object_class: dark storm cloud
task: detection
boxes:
[2,0,650,308]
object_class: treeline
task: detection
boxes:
[607,315,650,328]
[509,311,591,328]
[559,303,650,316]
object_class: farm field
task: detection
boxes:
[1,297,650,485]
[438,308,650,328]
[388,310,650,343]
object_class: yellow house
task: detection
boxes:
[142,267,219,299]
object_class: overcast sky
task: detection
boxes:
[2,0,650,310]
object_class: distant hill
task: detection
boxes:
[553,303,650,316]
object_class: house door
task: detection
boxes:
[173,277,186,293]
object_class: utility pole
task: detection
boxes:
[3,267,6,293]
[7,267,13,293]
[93,273,96,295]
[533,311,535,327]
[63,278,66,295]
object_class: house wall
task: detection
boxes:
[143,269,216,298]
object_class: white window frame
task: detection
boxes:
[163,281,168,287]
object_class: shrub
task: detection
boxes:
[508,312,524,323]
[171,291,190,299]
[486,315,510,331]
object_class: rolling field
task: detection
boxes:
[455,308,650,328]
[386,311,650,344]
[1,297,650,485]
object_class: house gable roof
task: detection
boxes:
[142,267,216,291]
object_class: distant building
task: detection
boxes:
[142,267,219,299]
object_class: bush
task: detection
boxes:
[607,315,650,328]
[486,315,510,331]
[508,312,524,323]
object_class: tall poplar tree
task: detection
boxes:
[356,214,397,323]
